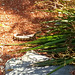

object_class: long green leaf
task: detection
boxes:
[33,58,68,67]
[20,38,66,52]
[39,47,67,53]
[47,58,75,75]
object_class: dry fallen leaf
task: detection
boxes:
[6,69,14,72]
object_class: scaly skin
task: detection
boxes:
[0,31,41,46]
[13,31,41,41]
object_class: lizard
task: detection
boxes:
[13,31,41,41]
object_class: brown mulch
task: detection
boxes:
[0,0,55,73]
[0,0,68,75]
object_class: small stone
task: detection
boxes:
[0,66,4,70]
[0,58,3,62]
[2,3,5,6]
[31,12,34,13]
[1,8,4,10]
[0,66,5,75]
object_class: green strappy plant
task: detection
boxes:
[33,8,75,75]
[18,8,75,75]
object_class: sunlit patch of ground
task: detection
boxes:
[0,0,58,74]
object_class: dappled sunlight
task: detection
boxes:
[0,0,56,60]
[0,0,74,75]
